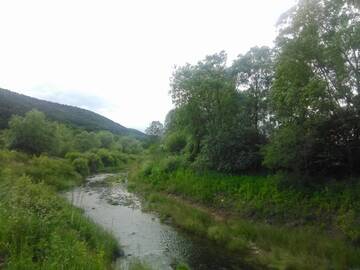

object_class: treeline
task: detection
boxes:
[0,109,143,176]
[158,0,360,179]
[0,88,145,138]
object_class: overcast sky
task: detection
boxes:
[0,0,297,131]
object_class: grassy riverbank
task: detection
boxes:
[0,150,119,269]
[128,156,360,269]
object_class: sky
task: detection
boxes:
[0,0,297,131]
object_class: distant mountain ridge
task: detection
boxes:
[0,88,145,138]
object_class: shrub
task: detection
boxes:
[141,162,154,177]
[85,152,104,173]
[337,209,360,243]
[164,133,187,153]
[7,110,59,155]
[0,176,118,269]
[25,155,82,190]
[96,131,114,149]
[97,149,115,167]
[65,151,83,162]
[119,137,143,154]
[160,156,185,173]
[74,131,101,152]
[72,157,90,176]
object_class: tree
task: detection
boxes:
[231,46,274,134]
[96,131,114,149]
[7,110,59,155]
[169,52,264,172]
[264,0,360,176]
[74,131,101,152]
[145,121,164,137]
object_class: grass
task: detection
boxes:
[0,150,120,269]
[126,259,190,270]
[128,155,360,269]
[137,155,360,240]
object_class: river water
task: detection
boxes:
[65,173,251,270]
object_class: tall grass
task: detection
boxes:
[136,157,360,241]
[129,156,360,269]
[0,150,119,269]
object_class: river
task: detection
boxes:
[65,173,252,270]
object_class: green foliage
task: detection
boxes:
[0,87,145,138]
[25,155,82,190]
[145,121,164,137]
[7,110,59,155]
[231,46,274,134]
[84,152,104,173]
[72,157,90,176]
[161,0,360,178]
[131,163,360,269]
[0,150,82,191]
[139,189,360,269]
[96,148,115,167]
[159,156,185,173]
[74,131,101,152]
[0,150,119,268]
[176,264,190,270]
[136,157,360,239]
[55,123,76,156]
[169,51,267,172]
[266,0,360,175]
[164,132,187,153]
[96,130,114,148]
[0,176,118,269]
[119,136,143,154]
[65,149,130,175]
[337,209,360,243]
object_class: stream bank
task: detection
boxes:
[65,173,253,270]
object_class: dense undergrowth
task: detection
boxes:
[129,155,360,269]
[0,150,119,269]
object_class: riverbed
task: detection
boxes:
[65,173,250,270]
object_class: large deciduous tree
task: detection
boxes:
[264,0,360,176]
[231,46,274,135]
[169,52,265,172]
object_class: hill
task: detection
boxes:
[0,88,145,138]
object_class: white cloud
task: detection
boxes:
[0,0,297,131]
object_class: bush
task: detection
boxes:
[160,156,185,173]
[96,131,114,149]
[65,151,83,162]
[85,152,104,173]
[25,155,82,190]
[97,149,115,167]
[7,110,59,155]
[119,137,143,154]
[74,131,101,152]
[164,133,187,153]
[337,209,360,243]
[72,157,90,176]
[0,176,118,269]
